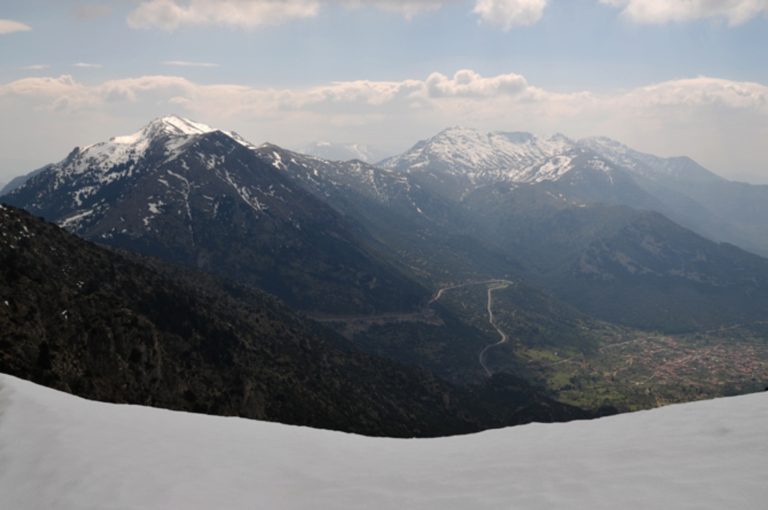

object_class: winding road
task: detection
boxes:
[312,278,517,377]
[430,279,514,377]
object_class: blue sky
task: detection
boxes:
[1,0,767,183]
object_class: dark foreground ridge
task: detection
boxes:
[0,204,590,437]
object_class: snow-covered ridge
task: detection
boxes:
[17,116,258,206]
[578,135,723,183]
[2,115,270,233]
[58,115,253,179]
[1,374,765,510]
[380,126,719,189]
[380,126,581,185]
[110,115,216,145]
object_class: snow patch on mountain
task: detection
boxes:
[60,209,94,229]
[1,374,766,510]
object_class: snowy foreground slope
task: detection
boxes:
[1,374,766,510]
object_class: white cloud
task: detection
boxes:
[3,71,766,121]
[125,0,551,29]
[126,0,453,29]
[2,71,766,182]
[473,0,548,29]
[0,19,32,34]
[74,63,103,69]
[619,76,768,110]
[600,0,768,25]
[20,64,50,71]
[123,0,768,31]
[0,75,94,112]
[338,0,448,19]
[127,0,320,30]
[425,69,531,97]
[163,60,220,67]
[3,71,766,118]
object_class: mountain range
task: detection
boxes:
[1,117,424,315]
[376,127,768,330]
[3,115,768,427]
[4,116,768,332]
[382,126,768,258]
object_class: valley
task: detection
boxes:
[537,326,768,411]
[471,284,768,411]
[3,5,768,508]
[3,115,768,432]
[321,277,768,413]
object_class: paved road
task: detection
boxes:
[312,278,517,376]
[430,279,514,377]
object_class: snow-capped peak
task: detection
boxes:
[433,125,486,140]
[110,115,216,146]
[64,115,254,179]
[380,126,579,189]
[19,116,265,218]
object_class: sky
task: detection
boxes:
[1,0,767,184]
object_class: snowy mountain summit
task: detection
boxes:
[378,126,723,203]
[3,115,266,232]
[65,115,232,176]
[2,115,425,313]
[111,114,216,143]
[380,126,573,180]
[379,126,624,200]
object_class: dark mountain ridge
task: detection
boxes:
[0,204,590,437]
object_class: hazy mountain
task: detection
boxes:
[298,141,387,163]
[1,116,425,314]
[254,144,519,285]
[258,127,768,333]
[462,185,768,331]
[8,117,768,334]
[382,126,768,258]
[0,165,51,196]
[581,136,768,257]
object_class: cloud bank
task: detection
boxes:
[473,0,548,29]
[124,0,768,30]
[127,0,321,30]
[163,60,220,67]
[601,0,768,25]
[1,69,766,182]
[126,0,550,30]
[0,19,32,34]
